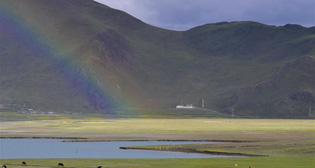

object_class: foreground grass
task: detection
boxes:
[1,157,314,168]
[0,119,314,167]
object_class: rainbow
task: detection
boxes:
[0,1,135,113]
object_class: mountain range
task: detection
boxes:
[0,0,314,118]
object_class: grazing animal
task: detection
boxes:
[58,163,64,167]
[97,166,102,168]
[22,162,26,165]
[2,165,7,168]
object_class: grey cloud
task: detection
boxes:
[95,0,315,30]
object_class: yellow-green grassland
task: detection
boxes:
[1,118,314,168]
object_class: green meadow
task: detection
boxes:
[1,157,314,168]
[1,118,314,167]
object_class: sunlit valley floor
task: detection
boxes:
[1,118,314,168]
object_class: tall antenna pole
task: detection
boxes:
[232,108,235,118]
[201,98,205,108]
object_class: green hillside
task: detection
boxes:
[226,56,315,118]
[0,0,314,118]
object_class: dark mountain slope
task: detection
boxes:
[226,56,315,118]
[0,12,90,109]
[0,0,314,118]
[184,22,315,60]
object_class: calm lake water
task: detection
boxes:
[0,139,227,159]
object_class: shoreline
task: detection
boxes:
[0,136,86,140]
[0,136,250,143]
[120,146,267,157]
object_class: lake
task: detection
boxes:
[0,139,227,159]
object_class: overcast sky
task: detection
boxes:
[95,0,315,30]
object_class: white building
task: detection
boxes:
[176,104,195,109]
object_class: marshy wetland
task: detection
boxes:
[0,118,314,167]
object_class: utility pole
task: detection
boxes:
[201,98,205,108]
[231,108,235,118]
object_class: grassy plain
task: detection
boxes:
[1,157,314,168]
[0,118,314,167]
